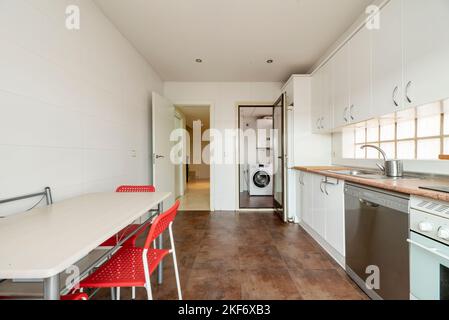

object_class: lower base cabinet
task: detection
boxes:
[297,171,345,261]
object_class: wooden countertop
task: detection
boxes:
[293,166,449,203]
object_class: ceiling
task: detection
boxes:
[177,106,210,128]
[94,0,373,82]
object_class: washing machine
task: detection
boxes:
[249,164,273,196]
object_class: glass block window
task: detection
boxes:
[342,101,449,160]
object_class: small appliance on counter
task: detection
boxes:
[409,196,449,300]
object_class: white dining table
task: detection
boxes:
[0,191,170,300]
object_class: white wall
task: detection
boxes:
[0,0,163,216]
[164,82,283,211]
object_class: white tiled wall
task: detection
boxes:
[0,0,163,216]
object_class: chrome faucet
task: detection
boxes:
[360,145,388,174]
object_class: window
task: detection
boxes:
[343,101,449,160]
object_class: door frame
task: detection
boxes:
[172,101,215,212]
[235,102,275,211]
[272,93,288,222]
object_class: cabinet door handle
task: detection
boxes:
[405,81,413,104]
[319,181,324,194]
[392,86,399,107]
[350,105,355,121]
[343,107,348,122]
[316,118,321,129]
[324,183,329,195]
[359,198,380,208]
[320,117,325,129]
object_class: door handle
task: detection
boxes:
[343,107,348,123]
[350,105,355,121]
[392,86,399,107]
[320,117,325,129]
[405,81,413,103]
[407,239,449,262]
[154,154,165,160]
[359,198,380,208]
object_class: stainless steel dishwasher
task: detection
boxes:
[345,183,410,300]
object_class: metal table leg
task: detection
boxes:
[44,275,60,300]
[158,202,164,285]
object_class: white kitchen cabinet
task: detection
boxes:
[282,76,332,222]
[372,0,403,116]
[323,178,345,256]
[297,171,314,227]
[297,171,345,258]
[312,174,326,236]
[349,25,372,123]
[311,68,322,133]
[403,0,449,108]
[332,45,351,129]
[320,62,333,131]
[311,62,333,133]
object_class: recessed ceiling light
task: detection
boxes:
[195,58,203,63]
[266,59,274,64]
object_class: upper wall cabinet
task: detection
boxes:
[332,45,350,129]
[349,25,372,123]
[311,62,333,133]
[372,0,403,115]
[403,0,449,108]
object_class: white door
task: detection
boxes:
[174,115,184,199]
[404,0,449,108]
[152,92,175,208]
[372,0,403,116]
[349,25,372,123]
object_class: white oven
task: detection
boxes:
[409,197,449,300]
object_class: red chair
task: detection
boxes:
[100,185,156,247]
[61,293,89,301]
[79,201,182,300]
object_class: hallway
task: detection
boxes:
[178,179,210,211]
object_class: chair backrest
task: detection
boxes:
[116,185,156,193]
[144,201,180,249]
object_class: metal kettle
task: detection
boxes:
[360,145,404,177]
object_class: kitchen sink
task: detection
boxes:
[326,169,421,180]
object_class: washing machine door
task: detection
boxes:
[253,170,271,188]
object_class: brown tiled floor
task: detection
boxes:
[239,192,274,209]
[93,211,367,300]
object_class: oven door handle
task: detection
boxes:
[407,239,449,262]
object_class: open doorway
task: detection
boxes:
[239,106,275,210]
[174,105,211,211]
